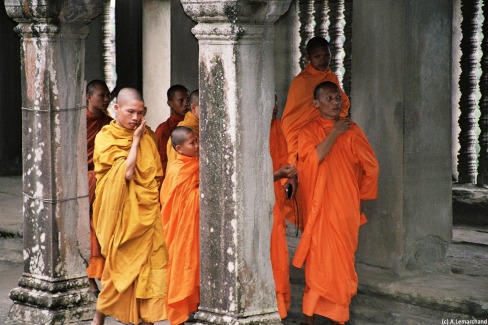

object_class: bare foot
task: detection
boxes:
[90,310,105,325]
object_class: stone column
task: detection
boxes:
[4,0,102,323]
[181,1,291,323]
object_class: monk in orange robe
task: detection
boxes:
[292,82,379,325]
[160,126,200,325]
[85,80,112,297]
[91,88,168,325]
[166,89,200,173]
[155,85,189,180]
[269,95,297,319]
[281,37,350,230]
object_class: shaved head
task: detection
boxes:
[86,79,109,96]
[116,88,143,106]
[306,36,330,54]
[171,126,194,148]
[314,81,340,99]
[167,84,188,101]
[189,89,199,105]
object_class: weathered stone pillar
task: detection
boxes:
[180,1,291,323]
[4,0,102,323]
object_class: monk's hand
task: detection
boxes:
[333,119,350,135]
[276,164,297,179]
[133,118,146,139]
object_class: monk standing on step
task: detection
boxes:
[292,82,379,325]
[91,88,168,325]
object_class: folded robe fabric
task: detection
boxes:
[269,118,291,319]
[281,63,350,229]
[166,111,199,174]
[93,121,168,324]
[86,108,112,278]
[292,117,379,324]
[160,154,200,325]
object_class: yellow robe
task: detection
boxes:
[166,111,199,174]
[93,120,168,324]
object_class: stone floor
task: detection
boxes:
[1,176,487,324]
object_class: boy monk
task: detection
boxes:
[269,95,297,318]
[160,126,200,325]
[281,36,350,230]
[292,82,379,324]
[166,89,200,173]
[85,80,112,297]
[155,85,189,179]
[91,88,168,325]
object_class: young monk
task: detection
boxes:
[155,85,189,179]
[269,95,297,319]
[281,36,350,230]
[292,82,379,325]
[91,88,168,325]
[166,89,200,173]
[85,80,112,298]
[160,126,200,325]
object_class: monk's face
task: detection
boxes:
[114,100,145,130]
[314,87,342,120]
[176,132,199,157]
[87,84,110,113]
[168,90,189,117]
[306,46,331,71]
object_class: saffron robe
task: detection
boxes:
[86,108,112,279]
[93,120,168,324]
[292,117,379,324]
[156,113,184,180]
[281,64,350,229]
[166,111,199,174]
[269,118,291,319]
[160,154,200,325]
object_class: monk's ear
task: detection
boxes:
[305,53,310,62]
[175,144,183,154]
[114,103,120,113]
[313,99,319,109]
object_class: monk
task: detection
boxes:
[281,36,350,230]
[160,126,200,325]
[269,95,297,319]
[85,80,112,297]
[155,85,189,179]
[292,82,379,325]
[91,88,168,325]
[166,89,200,173]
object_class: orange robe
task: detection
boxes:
[269,118,291,319]
[85,109,112,279]
[93,121,168,324]
[160,154,200,325]
[292,117,379,324]
[166,111,199,174]
[156,113,184,180]
[281,63,350,230]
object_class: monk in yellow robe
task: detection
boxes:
[292,82,379,325]
[91,88,168,325]
[155,85,189,180]
[166,89,200,173]
[269,95,297,319]
[281,36,350,230]
[160,126,200,325]
[85,80,112,297]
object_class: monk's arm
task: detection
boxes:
[315,119,350,161]
[125,120,146,181]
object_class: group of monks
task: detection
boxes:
[84,35,379,325]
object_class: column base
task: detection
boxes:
[195,308,282,325]
[8,274,95,324]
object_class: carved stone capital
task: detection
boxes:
[181,0,291,39]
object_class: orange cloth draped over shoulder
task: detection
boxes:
[166,111,199,174]
[160,154,200,325]
[269,118,291,319]
[281,63,350,230]
[93,121,169,324]
[85,109,112,279]
[292,117,379,324]
[156,113,184,180]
